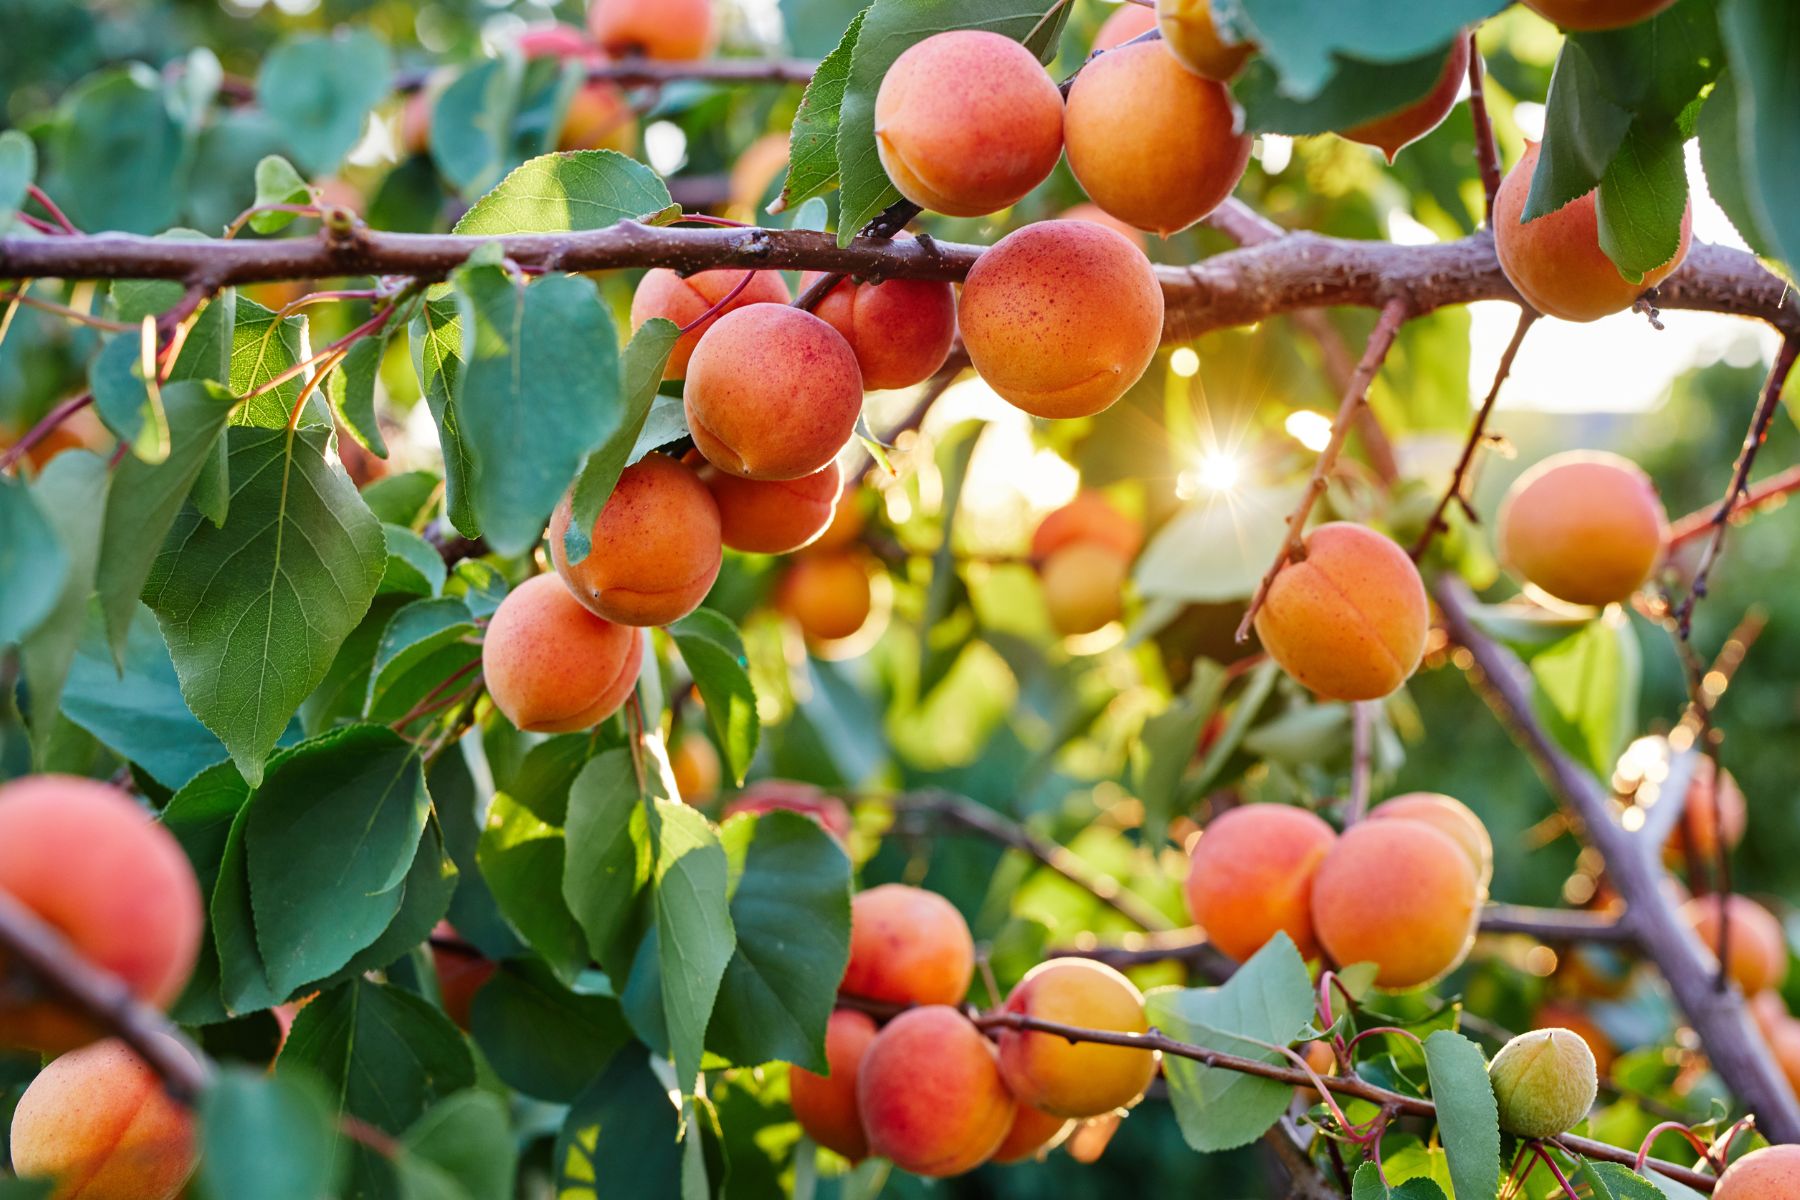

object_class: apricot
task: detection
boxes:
[873,31,1064,218]
[430,921,494,1031]
[1488,1028,1598,1138]
[1495,140,1693,321]
[1032,492,1142,563]
[1253,522,1429,702]
[9,1037,196,1200]
[1668,753,1747,863]
[549,453,722,626]
[629,267,792,380]
[1093,2,1157,51]
[670,734,722,804]
[997,960,1156,1118]
[1155,0,1255,80]
[1040,542,1130,636]
[1523,0,1678,30]
[722,780,853,843]
[1310,819,1482,989]
[789,1008,878,1161]
[1064,1113,1122,1163]
[481,573,642,733]
[802,268,957,391]
[511,23,636,153]
[1750,989,1790,1044]
[1064,40,1250,235]
[1341,38,1469,161]
[1497,451,1667,607]
[775,552,875,644]
[1769,1016,1800,1098]
[856,1006,1014,1177]
[805,487,867,554]
[0,776,202,1052]
[841,884,975,1007]
[703,459,841,555]
[1534,1001,1616,1075]
[686,304,864,481]
[513,22,593,59]
[990,1102,1071,1164]
[1717,1146,1800,1200]
[1370,793,1493,890]
[587,0,715,61]
[1682,894,1789,995]
[959,220,1165,419]
[1184,803,1337,963]
[1059,202,1148,251]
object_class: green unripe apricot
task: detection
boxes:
[1488,1028,1598,1138]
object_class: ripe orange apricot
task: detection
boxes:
[0,776,202,1052]
[990,1102,1071,1164]
[686,305,864,481]
[1716,1145,1800,1200]
[1184,803,1337,962]
[670,734,722,804]
[789,1008,878,1161]
[1682,894,1789,995]
[1669,754,1748,863]
[549,454,722,626]
[857,1006,1014,1177]
[1040,542,1130,636]
[1059,202,1148,251]
[1093,2,1157,50]
[703,459,842,555]
[1341,38,1469,161]
[481,574,642,733]
[1253,522,1429,702]
[9,1037,197,1200]
[1523,0,1678,30]
[1495,141,1693,321]
[959,220,1165,419]
[806,486,867,554]
[997,960,1156,1118]
[1370,793,1493,890]
[1155,0,1255,81]
[430,921,494,1031]
[1032,492,1142,563]
[841,884,975,1007]
[775,552,875,644]
[629,268,792,380]
[802,269,957,391]
[722,780,854,843]
[1497,451,1667,607]
[1064,41,1251,235]
[587,0,715,61]
[1310,819,1482,989]
[874,31,1064,218]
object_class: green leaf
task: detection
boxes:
[44,64,185,233]
[328,333,390,459]
[1597,123,1689,281]
[380,524,448,598]
[402,1091,517,1200]
[454,150,676,235]
[1230,0,1504,99]
[0,128,34,235]
[278,978,476,1133]
[1719,0,1800,274]
[409,294,480,538]
[257,31,394,177]
[334,819,457,983]
[554,1045,683,1197]
[919,420,979,697]
[228,298,325,430]
[143,424,385,785]
[19,452,109,763]
[0,473,68,647]
[782,7,866,211]
[1579,1159,1669,1200]
[364,597,478,721]
[448,266,621,556]
[1146,933,1317,1152]
[478,790,591,984]
[431,56,525,199]
[196,1067,343,1200]
[707,811,852,1071]
[89,329,171,463]
[213,798,280,1013]
[561,318,681,566]
[1131,663,1227,847]
[1529,608,1640,781]
[245,725,431,997]
[1696,71,1778,261]
[645,798,736,1088]
[250,155,311,234]
[470,959,631,1102]
[1135,483,1305,604]
[563,749,652,969]
[1234,41,1466,135]
[1422,1031,1501,1200]
[1351,1163,1449,1200]
[835,0,1066,243]
[668,610,760,786]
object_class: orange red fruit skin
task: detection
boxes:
[1524,0,1679,30]
[629,268,792,380]
[990,1102,1071,1164]
[1032,492,1142,563]
[1497,450,1667,607]
[856,1006,1015,1177]
[776,553,876,644]
[1683,894,1790,995]
[873,31,1065,218]
[1370,793,1493,890]
[1715,1145,1800,1200]
[1064,40,1251,235]
[996,960,1156,1118]
[959,220,1165,420]
[1041,542,1130,636]
[1253,522,1429,702]
[1185,803,1337,962]
[802,272,957,392]
[0,776,203,1052]
[789,1008,879,1160]
[1310,819,1482,989]
[703,459,842,555]
[1495,141,1693,322]
[840,884,975,1007]
[1342,38,1470,161]
[1155,0,1255,81]
[722,781,854,843]
[1093,3,1157,51]
[481,574,642,733]
[587,0,715,61]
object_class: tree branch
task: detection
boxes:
[1466,34,1503,222]
[1667,464,1800,547]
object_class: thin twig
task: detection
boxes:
[1345,701,1375,825]
[1668,462,1800,547]
[0,289,135,332]
[26,184,79,236]
[1466,35,1503,223]
[0,392,94,474]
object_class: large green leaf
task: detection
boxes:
[667,610,760,786]
[563,749,652,969]
[18,452,109,762]
[256,31,394,176]
[448,265,621,556]
[1229,0,1504,99]
[554,1045,682,1198]
[782,7,866,211]
[1528,609,1640,781]
[0,473,66,648]
[196,1067,343,1200]
[478,790,590,984]
[453,150,676,235]
[400,1092,516,1200]
[1696,71,1778,261]
[470,959,631,1103]
[1719,0,1800,275]
[706,811,852,1071]
[1351,1164,1449,1200]
[431,56,525,199]
[643,798,735,1089]
[143,424,385,785]
[43,64,185,233]
[1422,1031,1500,1200]
[1234,40,1464,135]
[409,295,480,538]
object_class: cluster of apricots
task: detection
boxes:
[0,775,205,1200]
[1031,492,1143,636]
[793,884,1156,1176]
[1185,794,1491,989]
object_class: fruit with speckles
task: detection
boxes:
[630,268,792,380]
[1185,803,1338,962]
[841,884,975,1007]
[857,1006,1014,1176]
[482,574,642,733]
[997,960,1157,1118]
[1310,818,1482,989]
[1498,451,1667,606]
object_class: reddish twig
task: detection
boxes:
[1466,35,1503,222]
[0,289,135,332]
[1668,462,1800,547]
[0,392,94,474]
[677,269,757,334]
[27,184,79,236]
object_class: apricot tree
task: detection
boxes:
[2,0,1800,1197]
